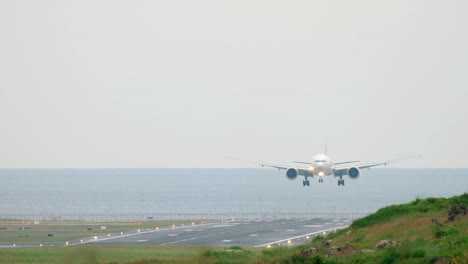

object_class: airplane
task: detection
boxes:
[230,151,420,187]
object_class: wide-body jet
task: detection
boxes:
[246,153,419,187]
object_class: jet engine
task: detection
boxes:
[285,168,298,180]
[347,167,360,179]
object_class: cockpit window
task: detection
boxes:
[315,160,326,163]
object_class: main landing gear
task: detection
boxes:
[303,179,310,187]
[337,178,345,186]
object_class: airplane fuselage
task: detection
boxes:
[308,153,334,177]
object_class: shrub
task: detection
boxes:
[309,255,336,264]
[433,226,448,238]
[447,227,461,236]
[433,226,460,238]
[411,198,421,205]
[382,248,401,264]
[229,245,243,250]
[449,193,468,204]
[418,207,430,213]
[410,249,426,258]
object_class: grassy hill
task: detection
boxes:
[248,193,468,264]
[1,193,466,264]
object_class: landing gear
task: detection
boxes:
[318,178,323,183]
[302,180,310,187]
[338,179,345,186]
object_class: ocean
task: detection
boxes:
[0,168,467,220]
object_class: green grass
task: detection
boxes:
[202,246,255,264]
[0,219,211,244]
[350,193,468,229]
[0,245,210,264]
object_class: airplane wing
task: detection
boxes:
[333,155,421,176]
[227,157,313,177]
[292,161,311,165]
[257,163,313,177]
[260,162,289,171]
[334,160,360,165]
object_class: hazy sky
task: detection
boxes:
[1,1,467,168]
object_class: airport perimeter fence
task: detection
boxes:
[0,212,370,222]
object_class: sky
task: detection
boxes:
[0,1,467,168]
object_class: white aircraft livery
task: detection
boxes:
[233,151,420,187]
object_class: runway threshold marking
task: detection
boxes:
[254,225,348,248]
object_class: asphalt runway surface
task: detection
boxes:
[0,217,352,248]
[71,217,351,247]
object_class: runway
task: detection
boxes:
[70,217,351,247]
